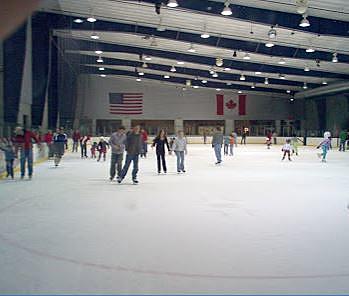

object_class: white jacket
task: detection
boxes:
[172,137,187,152]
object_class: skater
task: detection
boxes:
[53,127,67,167]
[13,126,41,179]
[241,128,248,145]
[317,135,331,162]
[80,135,90,158]
[339,129,347,152]
[109,126,126,181]
[117,125,143,184]
[291,134,302,156]
[172,130,187,173]
[43,130,54,158]
[152,129,170,174]
[140,128,148,158]
[97,137,109,161]
[232,130,238,147]
[212,126,223,164]
[229,132,235,156]
[0,138,16,179]
[90,142,98,159]
[223,135,230,155]
[281,139,292,161]
[72,129,80,152]
[266,131,272,149]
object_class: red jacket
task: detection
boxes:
[141,131,148,142]
[14,130,40,151]
[44,132,53,144]
[72,131,81,142]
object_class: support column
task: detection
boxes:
[174,118,183,133]
[225,119,234,135]
[275,120,281,135]
[122,118,131,130]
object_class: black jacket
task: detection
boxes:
[125,132,142,155]
[152,137,170,154]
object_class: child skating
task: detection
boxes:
[97,137,109,161]
[172,130,187,173]
[281,139,292,161]
[0,138,16,179]
[291,135,303,156]
[229,132,235,156]
[91,142,98,159]
[223,135,230,156]
[317,135,331,163]
[266,131,272,149]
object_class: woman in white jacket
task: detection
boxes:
[172,130,187,173]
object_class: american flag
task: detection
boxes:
[109,93,143,115]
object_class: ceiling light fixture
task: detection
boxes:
[264,77,269,85]
[332,53,338,63]
[216,88,221,91]
[177,61,185,65]
[322,80,328,85]
[238,90,242,94]
[212,72,218,78]
[95,50,103,54]
[268,27,277,39]
[221,1,232,16]
[87,17,96,23]
[304,66,310,72]
[74,18,84,23]
[240,74,246,81]
[265,40,275,48]
[279,74,286,79]
[136,78,142,82]
[306,47,315,53]
[224,67,231,71]
[142,62,148,68]
[216,57,223,67]
[170,65,176,72]
[303,82,308,89]
[299,15,310,27]
[90,34,100,40]
[144,56,152,61]
[100,74,106,77]
[193,85,199,89]
[138,71,144,76]
[167,0,178,8]
[286,90,291,94]
[278,58,286,65]
[200,25,210,38]
[251,84,255,89]
[97,57,103,63]
[98,67,105,71]
[243,53,251,60]
[202,80,208,84]
[255,71,262,75]
[187,43,196,53]
[164,75,170,79]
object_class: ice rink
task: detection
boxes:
[1,144,349,294]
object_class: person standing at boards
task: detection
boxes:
[152,129,170,174]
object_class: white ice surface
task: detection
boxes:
[0,144,349,294]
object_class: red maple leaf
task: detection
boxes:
[225,99,237,110]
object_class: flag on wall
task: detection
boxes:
[109,93,143,115]
[216,94,247,116]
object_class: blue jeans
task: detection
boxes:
[214,144,222,162]
[339,140,346,151]
[175,151,185,171]
[120,154,139,180]
[20,149,33,177]
[322,146,328,160]
[229,144,234,155]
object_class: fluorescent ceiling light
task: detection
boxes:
[167,0,178,8]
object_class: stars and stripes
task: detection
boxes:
[109,93,143,115]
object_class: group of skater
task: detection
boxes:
[1,124,348,181]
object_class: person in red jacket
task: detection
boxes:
[140,128,148,158]
[44,130,53,158]
[13,126,41,179]
[72,129,81,152]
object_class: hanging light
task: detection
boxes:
[224,67,231,71]
[238,90,242,94]
[170,65,176,72]
[226,82,232,86]
[216,57,223,67]
[265,40,275,48]
[306,48,315,53]
[279,74,286,79]
[332,53,338,63]
[100,74,106,78]
[221,1,232,16]
[278,58,286,65]
[209,68,215,75]
[216,88,221,91]
[286,89,291,94]
[150,37,158,47]
[144,56,152,61]
[97,57,104,63]
[212,72,218,78]
[167,0,178,7]
[243,53,251,60]
[296,0,308,14]
[303,82,308,89]
[240,74,246,81]
[136,78,142,82]
[264,77,269,85]
[268,27,277,39]
[95,50,103,54]
[186,80,191,86]
[202,80,208,84]
[299,15,310,27]
[290,98,295,102]
[98,67,105,71]
[87,17,97,23]
[164,75,170,79]
[90,34,100,40]
[322,80,328,85]
[187,44,196,53]
[142,62,148,68]
[138,71,145,76]
[251,84,256,89]
[255,71,262,75]
[200,25,210,38]
[74,18,84,23]
[304,66,310,72]
[177,61,185,65]
[193,85,199,89]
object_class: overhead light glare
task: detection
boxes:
[164,75,170,79]
[306,48,315,53]
[74,18,84,23]
[90,34,100,40]
[167,0,178,8]
[265,41,275,48]
[221,1,232,16]
[87,17,97,23]
[240,74,246,81]
[170,65,176,72]
[98,67,105,71]
[299,15,310,27]
[332,53,338,63]
[177,61,185,65]
[97,57,103,63]
[100,74,106,77]
[95,50,103,54]
[264,77,269,85]
[202,80,208,84]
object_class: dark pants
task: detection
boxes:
[141,142,148,158]
[224,144,229,155]
[72,141,79,152]
[47,143,54,158]
[241,136,246,145]
[273,138,277,145]
[81,143,87,158]
[6,159,14,178]
[98,151,106,161]
[282,150,291,160]
[20,149,33,177]
[120,154,139,180]
[110,153,123,179]
[339,140,346,151]
[157,152,167,173]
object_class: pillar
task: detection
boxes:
[225,119,234,135]
[174,118,183,133]
[91,118,96,135]
[122,118,131,130]
[275,120,281,135]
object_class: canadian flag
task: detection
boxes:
[216,94,247,116]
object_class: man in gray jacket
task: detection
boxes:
[109,126,126,181]
[117,125,143,184]
[212,126,223,164]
